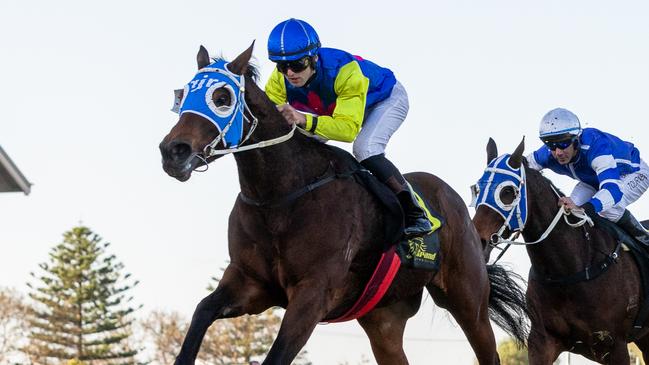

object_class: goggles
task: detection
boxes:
[276,57,311,74]
[542,137,577,151]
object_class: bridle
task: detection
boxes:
[490,188,593,247]
[475,155,628,289]
[472,155,593,257]
[197,65,297,158]
[175,61,298,166]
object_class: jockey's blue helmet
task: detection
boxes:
[268,18,321,62]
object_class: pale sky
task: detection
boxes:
[1,0,649,364]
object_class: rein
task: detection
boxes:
[204,123,298,156]
[491,205,594,247]
[482,160,594,266]
[483,163,622,286]
[488,169,594,248]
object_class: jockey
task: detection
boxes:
[526,107,649,245]
[265,18,432,238]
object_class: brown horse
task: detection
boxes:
[159,44,527,365]
[472,138,649,364]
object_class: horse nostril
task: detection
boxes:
[168,141,192,162]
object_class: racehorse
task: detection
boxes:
[471,137,649,364]
[159,43,528,365]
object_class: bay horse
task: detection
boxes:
[159,43,528,365]
[471,137,649,364]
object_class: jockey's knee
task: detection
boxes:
[353,142,384,162]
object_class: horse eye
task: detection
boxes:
[500,186,517,204]
[213,89,232,107]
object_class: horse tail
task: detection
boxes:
[486,264,530,345]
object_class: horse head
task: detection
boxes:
[159,43,273,181]
[471,137,527,259]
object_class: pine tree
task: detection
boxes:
[25,226,141,365]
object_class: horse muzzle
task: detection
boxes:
[162,162,193,181]
[160,140,201,181]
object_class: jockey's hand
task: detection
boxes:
[558,196,578,212]
[277,104,306,127]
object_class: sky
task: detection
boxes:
[1,0,649,364]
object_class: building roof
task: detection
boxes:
[0,145,31,195]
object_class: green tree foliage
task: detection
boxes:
[497,338,528,365]
[493,339,562,365]
[25,226,141,364]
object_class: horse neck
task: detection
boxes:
[233,79,332,201]
[522,168,593,275]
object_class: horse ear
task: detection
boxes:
[509,137,526,168]
[228,41,255,76]
[486,137,498,164]
[197,45,210,70]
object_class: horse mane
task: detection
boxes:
[213,56,261,83]
[522,157,566,198]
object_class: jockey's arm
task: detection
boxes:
[265,70,288,105]
[303,62,369,142]
[525,147,549,171]
[584,143,623,213]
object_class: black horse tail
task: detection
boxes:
[486,264,530,345]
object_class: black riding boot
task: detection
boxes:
[361,154,433,238]
[617,209,649,246]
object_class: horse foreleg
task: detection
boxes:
[357,292,422,365]
[263,280,330,365]
[175,264,275,365]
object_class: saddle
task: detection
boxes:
[320,145,443,323]
[322,145,405,245]
[323,145,443,258]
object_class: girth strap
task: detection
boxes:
[530,241,622,285]
[325,245,401,323]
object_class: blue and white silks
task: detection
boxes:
[471,154,528,233]
[528,128,640,213]
[179,60,245,148]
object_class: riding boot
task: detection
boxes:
[397,182,435,237]
[617,209,649,246]
[361,154,433,238]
